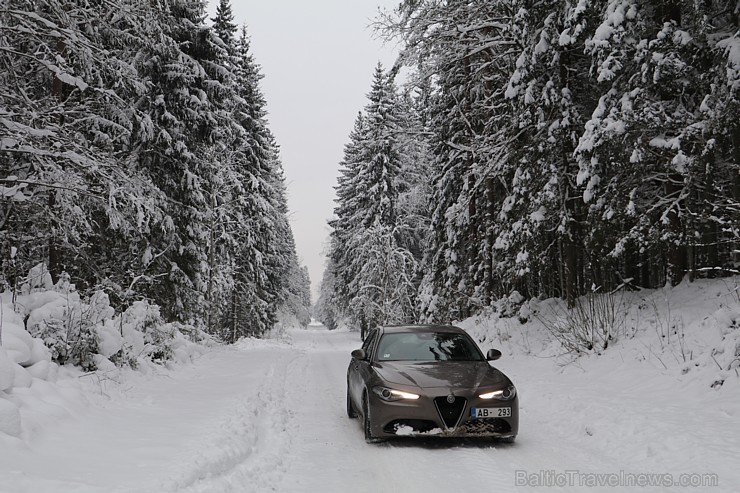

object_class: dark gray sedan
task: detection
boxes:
[346,325,518,442]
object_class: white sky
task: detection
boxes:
[205,1,401,301]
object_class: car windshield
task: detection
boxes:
[375,332,483,362]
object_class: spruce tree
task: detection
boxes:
[0,0,163,298]
[131,0,235,323]
[378,0,738,318]
[574,0,740,287]
[328,64,417,334]
[212,0,238,46]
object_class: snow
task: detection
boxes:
[588,0,636,52]
[0,397,21,437]
[719,35,740,68]
[649,135,681,150]
[1,279,738,492]
[529,206,546,223]
[673,29,692,46]
[0,348,15,391]
[672,150,689,173]
[583,174,601,203]
[717,35,740,90]
[533,32,550,59]
[558,29,574,46]
[394,424,442,436]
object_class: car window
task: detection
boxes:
[361,329,378,356]
[376,332,483,362]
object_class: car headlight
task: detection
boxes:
[479,384,516,400]
[372,386,420,401]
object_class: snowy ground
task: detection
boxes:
[1,280,739,492]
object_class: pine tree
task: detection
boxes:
[575,0,740,287]
[327,64,417,335]
[354,63,402,229]
[328,112,368,320]
[386,0,522,320]
[216,26,308,340]
[499,1,602,306]
[1,0,305,341]
[0,0,163,298]
[212,0,238,46]
[132,0,236,324]
[394,87,434,304]
[377,0,738,318]
[315,257,340,330]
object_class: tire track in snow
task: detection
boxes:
[162,349,305,493]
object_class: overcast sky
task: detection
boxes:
[205,1,401,301]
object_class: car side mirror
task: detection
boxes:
[486,349,502,361]
[351,349,367,360]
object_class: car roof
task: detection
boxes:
[378,324,467,335]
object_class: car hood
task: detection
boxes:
[373,361,508,391]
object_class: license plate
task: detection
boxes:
[471,407,511,418]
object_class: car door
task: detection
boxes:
[349,329,378,405]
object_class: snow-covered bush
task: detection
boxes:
[708,309,740,388]
[100,299,211,369]
[21,272,115,371]
[122,301,174,363]
[30,300,102,371]
[14,269,98,371]
[8,264,208,372]
[492,290,526,321]
[270,309,295,340]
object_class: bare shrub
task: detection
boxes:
[645,295,693,364]
[539,290,626,354]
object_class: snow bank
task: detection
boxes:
[0,397,21,437]
[459,276,740,391]
[0,264,211,440]
[0,293,61,437]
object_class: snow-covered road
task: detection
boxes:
[1,325,736,492]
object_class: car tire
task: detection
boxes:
[346,386,357,419]
[362,393,383,443]
[497,435,516,443]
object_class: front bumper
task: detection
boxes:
[368,390,519,439]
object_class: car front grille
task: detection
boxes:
[460,418,512,435]
[434,396,467,429]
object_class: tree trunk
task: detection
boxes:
[485,177,496,303]
[665,174,687,285]
[48,191,60,284]
[564,227,578,308]
[732,124,740,269]
[557,237,566,300]
[206,195,216,333]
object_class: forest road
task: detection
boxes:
[1,326,734,493]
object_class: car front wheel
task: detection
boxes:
[363,393,382,443]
